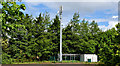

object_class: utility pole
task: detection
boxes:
[59,6,63,62]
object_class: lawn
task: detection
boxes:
[12,60,104,64]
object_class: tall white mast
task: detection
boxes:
[59,6,63,62]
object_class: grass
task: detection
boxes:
[12,60,104,64]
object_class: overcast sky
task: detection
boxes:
[1,0,120,31]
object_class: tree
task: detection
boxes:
[1,1,26,63]
[49,15,60,57]
[97,28,120,65]
[62,13,81,54]
[31,13,52,61]
[1,1,120,64]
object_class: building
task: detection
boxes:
[80,54,97,62]
[58,54,98,62]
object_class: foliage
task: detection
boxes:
[0,1,120,65]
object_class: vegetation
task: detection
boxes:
[0,1,120,65]
[12,60,104,64]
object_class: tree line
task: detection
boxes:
[0,2,120,65]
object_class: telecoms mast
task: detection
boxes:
[59,6,63,62]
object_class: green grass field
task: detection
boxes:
[12,60,104,64]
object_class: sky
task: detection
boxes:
[1,0,120,31]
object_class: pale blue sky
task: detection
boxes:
[0,1,119,31]
[20,2,118,31]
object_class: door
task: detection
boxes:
[88,59,91,62]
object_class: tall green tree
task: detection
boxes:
[49,15,60,57]
[62,13,80,54]
[31,13,52,60]
[97,28,120,65]
[1,1,26,63]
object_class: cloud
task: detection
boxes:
[0,4,2,8]
[99,21,118,31]
[24,1,40,6]
[23,1,118,31]
[40,2,117,15]
[87,19,109,22]
[40,2,118,28]
[112,16,118,19]
[23,0,119,2]
[23,2,118,19]
[108,21,118,28]
[98,25,108,31]
[23,1,118,16]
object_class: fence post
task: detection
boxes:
[54,56,55,63]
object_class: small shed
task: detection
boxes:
[80,54,97,62]
[58,54,97,62]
